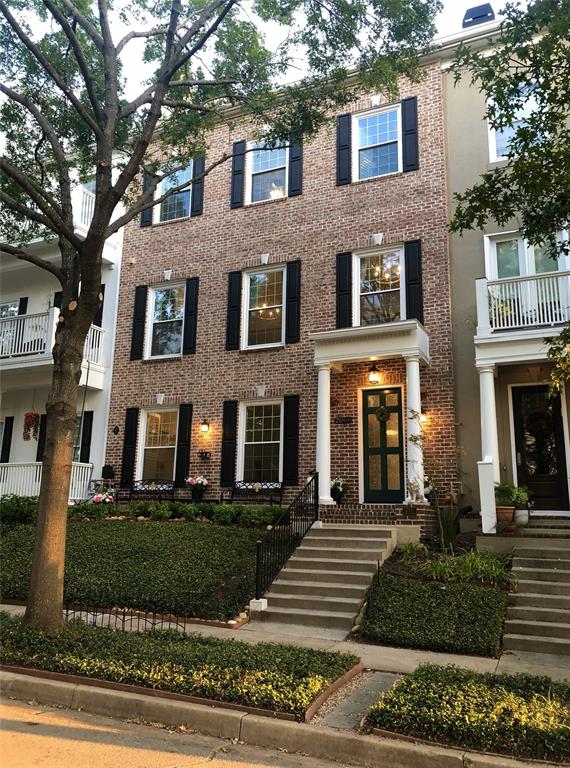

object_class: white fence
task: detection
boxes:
[0,461,93,502]
[76,188,95,229]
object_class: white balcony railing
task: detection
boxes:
[0,309,105,366]
[476,271,570,335]
[76,187,95,230]
[0,461,93,502]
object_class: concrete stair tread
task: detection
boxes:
[513,566,570,577]
[280,567,372,577]
[515,547,570,558]
[267,593,362,606]
[508,606,570,619]
[513,557,570,568]
[303,536,391,546]
[261,606,355,619]
[506,618,570,631]
[503,633,570,651]
[289,556,379,565]
[269,580,367,592]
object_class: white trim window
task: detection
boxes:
[246,143,288,204]
[242,266,286,349]
[140,409,178,480]
[488,87,537,162]
[352,105,402,181]
[156,163,193,223]
[353,247,405,326]
[0,301,19,319]
[147,284,185,358]
[484,233,566,280]
[238,401,283,482]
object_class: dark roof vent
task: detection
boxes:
[462,4,495,28]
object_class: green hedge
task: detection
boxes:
[359,572,507,657]
[1,521,262,620]
[0,613,358,719]
[367,664,570,762]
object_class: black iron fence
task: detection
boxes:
[255,473,319,600]
[64,601,190,634]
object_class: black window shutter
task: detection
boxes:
[230,140,246,209]
[1,416,14,463]
[130,285,148,360]
[285,261,301,344]
[220,400,238,487]
[401,97,419,172]
[226,271,242,351]
[79,411,94,463]
[288,134,303,197]
[53,291,62,309]
[140,171,154,227]
[336,252,353,328]
[174,403,193,487]
[36,414,47,462]
[93,284,105,327]
[191,154,205,216]
[283,395,300,486]
[404,240,424,323]
[182,277,199,355]
[336,114,352,186]
[121,408,139,485]
[18,297,28,315]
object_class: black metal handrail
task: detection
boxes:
[255,472,319,600]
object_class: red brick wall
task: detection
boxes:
[106,63,457,514]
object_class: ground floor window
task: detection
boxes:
[141,410,178,480]
[72,416,83,462]
[239,401,282,482]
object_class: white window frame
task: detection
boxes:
[487,89,537,163]
[352,104,403,183]
[136,408,179,481]
[241,265,287,350]
[153,162,193,224]
[244,142,289,205]
[237,399,284,483]
[145,282,186,360]
[0,300,20,319]
[352,246,406,327]
[72,414,84,462]
[484,232,568,280]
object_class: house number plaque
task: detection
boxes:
[334,416,353,424]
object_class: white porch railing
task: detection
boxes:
[0,310,104,365]
[476,271,570,334]
[75,187,95,230]
[0,461,93,502]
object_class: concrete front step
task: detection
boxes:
[513,556,570,569]
[503,633,570,655]
[507,605,570,625]
[265,593,363,613]
[527,519,570,528]
[505,618,570,640]
[303,534,391,549]
[256,606,355,631]
[278,568,372,585]
[316,525,395,538]
[515,579,570,595]
[294,546,386,562]
[515,546,570,558]
[510,592,570,610]
[287,557,378,574]
[268,580,367,599]
[512,566,570,583]
[521,528,570,538]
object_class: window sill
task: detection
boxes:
[151,215,192,227]
[243,196,290,209]
[142,354,183,363]
[351,170,403,185]
[239,343,285,353]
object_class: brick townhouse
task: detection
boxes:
[104,60,458,535]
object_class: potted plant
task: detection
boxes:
[494,483,517,523]
[514,485,530,526]
[186,475,208,501]
[330,478,348,504]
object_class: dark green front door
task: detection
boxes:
[362,388,404,503]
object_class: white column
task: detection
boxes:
[405,355,425,502]
[316,364,334,504]
[478,364,500,483]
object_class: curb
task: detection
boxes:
[0,671,563,768]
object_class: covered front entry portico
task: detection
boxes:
[309,320,430,506]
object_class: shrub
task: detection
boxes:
[359,572,507,657]
[395,546,514,588]
[68,502,108,520]
[0,613,358,719]
[0,495,39,527]
[367,664,570,762]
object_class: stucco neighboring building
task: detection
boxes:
[104,61,459,536]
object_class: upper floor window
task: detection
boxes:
[141,409,178,480]
[353,106,401,181]
[354,248,404,326]
[0,301,19,319]
[157,163,193,223]
[147,284,185,358]
[485,233,565,280]
[489,86,537,162]
[239,401,282,482]
[243,267,285,348]
[246,144,288,204]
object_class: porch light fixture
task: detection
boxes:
[200,419,210,433]
[368,362,380,385]
[420,407,428,424]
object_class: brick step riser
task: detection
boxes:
[278,570,372,585]
[510,593,570,610]
[295,549,385,562]
[256,610,354,631]
[513,569,570,584]
[515,580,570,596]
[287,559,378,574]
[505,620,570,640]
[503,634,570,656]
[266,595,363,612]
[513,557,570,569]
[508,606,570,623]
[303,536,390,549]
[268,582,368,599]
[314,527,396,539]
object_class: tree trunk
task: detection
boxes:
[23,286,98,632]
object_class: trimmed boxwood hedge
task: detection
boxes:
[0,613,358,719]
[0,521,261,620]
[367,664,570,762]
[359,572,507,657]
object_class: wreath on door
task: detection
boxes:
[374,405,390,423]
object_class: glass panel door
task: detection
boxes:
[362,388,404,503]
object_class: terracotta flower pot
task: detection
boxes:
[496,505,515,523]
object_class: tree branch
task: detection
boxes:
[1,158,63,219]
[56,0,105,50]
[116,26,169,54]
[0,242,65,282]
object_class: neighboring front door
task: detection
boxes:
[362,388,404,503]
[512,384,569,510]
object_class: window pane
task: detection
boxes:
[243,443,280,482]
[358,111,398,148]
[248,310,282,346]
[385,412,399,447]
[387,454,401,490]
[151,320,183,356]
[159,165,192,221]
[368,413,380,448]
[246,404,281,442]
[142,447,175,480]
[247,271,284,346]
[360,253,400,294]
[0,302,19,318]
[496,239,520,278]
[385,393,399,407]
[252,146,286,173]
[251,168,286,203]
[368,455,382,490]
[359,143,398,179]
[72,416,82,462]
[145,411,177,448]
[360,291,401,325]
[153,287,185,321]
[243,403,281,482]
[534,245,558,274]
[249,272,283,309]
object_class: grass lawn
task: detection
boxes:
[367,664,570,762]
[0,613,358,719]
[0,521,260,620]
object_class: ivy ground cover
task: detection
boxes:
[1,521,260,620]
[0,613,358,719]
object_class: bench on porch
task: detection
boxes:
[116,479,176,504]
[221,481,284,506]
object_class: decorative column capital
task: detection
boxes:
[477,363,496,375]
[402,353,420,364]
